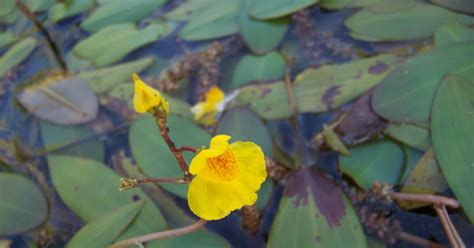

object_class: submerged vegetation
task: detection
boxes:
[1,0,474,247]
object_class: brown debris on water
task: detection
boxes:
[242,204,260,236]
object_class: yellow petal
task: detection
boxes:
[187,176,257,220]
[205,86,225,103]
[189,135,231,175]
[230,141,267,191]
[132,73,168,114]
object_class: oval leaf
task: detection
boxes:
[48,0,95,22]
[230,52,286,89]
[66,201,144,248]
[345,1,474,41]
[386,124,430,151]
[431,0,474,14]
[48,155,167,238]
[0,173,48,235]
[17,76,99,125]
[434,23,474,47]
[238,0,288,54]
[250,0,319,20]
[268,168,366,247]
[372,42,474,124]
[431,75,474,223]
[0,37,36,78]
[130,115,211,198]
[339,140,404,189]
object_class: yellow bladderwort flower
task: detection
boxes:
[191,86,225,125]
[132,73,170,114]
[187,135,267,220]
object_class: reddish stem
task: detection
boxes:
[137,177,187,185]
[177,146,197,153]
[389,192,460,208]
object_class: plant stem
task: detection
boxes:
[109,219,207,247]
[398,232,445,248]
[15,0,68,73]
[389,192,460,208]
[177,146,197,153]
[153,113,192,180]
[137,177,187,185]
[434,204,465,248]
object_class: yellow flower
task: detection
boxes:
[191,86,225,125]
[187,135,267,220]
[132,73,169,114]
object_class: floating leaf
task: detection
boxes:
[268,168,366,247]
[48,0,95,22]
[249,0,319,20]
[321,125,350,156]
[431,75,474,222]
[106,83,193,119]
[0,173,48,235]
[399,148,448,209]
[153,231,230,247]
[431,0,474,14]
[434,23,474,47]
[130,115,211,198]
[24,0,55,12]
[320,0,386,9]
[48,155,167,238]
[74,23,170,67]
[386,124,430,151]
[345,1,474,41]
[0,38,36,78]
[230,52,286,89]
[66,201,144,248]
[339,140,404,189]
[40,121,104,162]
[234,54,398,120]
[238,0,288,54]
[257,179,274,210]
[78,57,154,94]
[399,146,423,183]
[0,32,16,49]
[179,0,240,41]
[165,0,215,21]
[372,42,474,124]
[0,0,15,17]
[216,107,272,155]
[17,76,99,125]
[81,0,166,33]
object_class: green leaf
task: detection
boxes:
[24,0,55,12]
[129,115,211,198]
[48,155,167,238]
[372,42,474,125]
[0,32,16,49]
[434,23,474,47]
[66,201,144,248]
[106,83,193,119]
[78,57,154,94]
[0,0,15,17]
[256,179,273,210]
[0,38,36,78]
[268,168,366,247]
[164,0,215,21]
[339,140,404,189]
[238,0,288,55]
[40,121,104,162]
[230,52,286,89]
[386,124,430,151]
[321,125,350,156]
[17,76,99,125]
[153,231,230,247]
[431,75,474,222]
[48,0,95,22]
[81,0,166,33]
[234,54,398,120]
[399,147,448,209]
[179,0,240,41]
[74,23,171,67]
[345,1,474,41]
[0,173,48,235]
[249,0,319,20]
[320,0,387,9]
[431,0,474,14]
[216,107,272,155]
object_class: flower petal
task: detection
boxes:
[205,86,225,103]
[187,176,257,220]
[230,141,267,191]
[132,73,166,113]
[189,135,231,175]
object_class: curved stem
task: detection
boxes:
[109,219,207,247]
[389,192,460,209]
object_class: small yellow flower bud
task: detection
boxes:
[132,73,170,114]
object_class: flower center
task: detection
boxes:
[207,149,239,181]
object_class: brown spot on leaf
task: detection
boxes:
[260,88,272,98]
[322,86,341,109]
[315,235,321,242]
[284,167,346,228]
[368,61,389,74]
[132,194,141,202]
[74,186,79,191]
